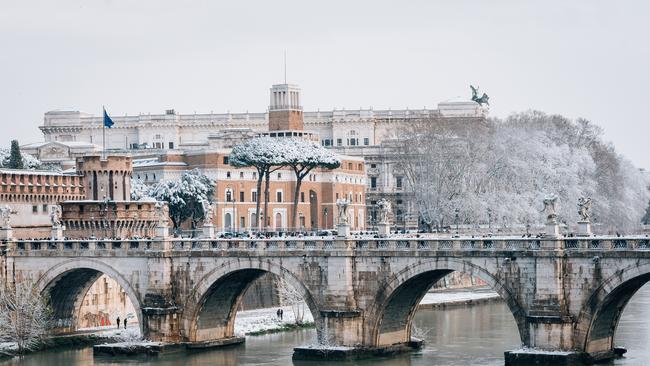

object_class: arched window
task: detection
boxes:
[225,213,232,230]
[225,189,233,202]
[275,212,283,230]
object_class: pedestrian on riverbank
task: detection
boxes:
[124,318,127,329]
[279,309,283,320]
[276,309,281,319]
[116,316,120,329]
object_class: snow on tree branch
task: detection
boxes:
[0,280,52,354]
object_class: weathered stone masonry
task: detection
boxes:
[2,236,650,363]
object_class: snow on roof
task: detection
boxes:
[21,141,100,149]
[132,158,188,168]
[0,168,77,176]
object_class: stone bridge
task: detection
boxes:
[3,235,650,364]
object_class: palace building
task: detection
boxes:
[26,82,488,230]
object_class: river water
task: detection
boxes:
[4,285,650,366]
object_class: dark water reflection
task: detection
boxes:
[4,285,650,365]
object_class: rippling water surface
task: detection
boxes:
[4,285,650,365]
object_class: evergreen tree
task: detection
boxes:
[8,140,23,169]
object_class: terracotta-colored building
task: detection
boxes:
[133,82,367,232]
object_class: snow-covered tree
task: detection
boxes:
[230,137,287,230]
[130,179,153,201]
[643,201,650,225]
[0,148,41,170]
[277,278,307,324]
[8,140,23,169]
[281,139,340,230]
[149,169,215,231]
[396,111,650,233]
[0,280,52,354]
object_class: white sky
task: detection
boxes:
[1,0,648,169]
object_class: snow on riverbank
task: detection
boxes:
[234,304,314,335]
[234,287,498,336]
[420,287,499,305]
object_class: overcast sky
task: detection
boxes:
[1,0,648,169]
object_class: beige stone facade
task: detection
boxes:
[135,149,366,232]
[78,274,137,328]
[0,169,85,239]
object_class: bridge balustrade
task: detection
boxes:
[396,240,410,250]
[6,236,650,257]
[590,240,603,249]
[639,239,650,249]
[461,240,474,249]
[565,240,579,249]
[529,240,541,249]
[613,239,628,249]
[266,241,279,250]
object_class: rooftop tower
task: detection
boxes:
[268,83,304,131]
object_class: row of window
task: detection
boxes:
[129,142,174,149]
[369,176,403,189]
[225,189,362,204]
[32,204,49,214]
[322,138,370,147]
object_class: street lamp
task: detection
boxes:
[455,208,460,233]
[323,208,328,230]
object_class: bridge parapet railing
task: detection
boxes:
[7,236,650,255]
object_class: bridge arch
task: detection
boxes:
[366,258,527,347]
[35,258,143,334]
[181,258,321,344]
[575,261,650,359]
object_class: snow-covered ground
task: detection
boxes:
[78,325,142,339]
[420,287,499,305]
[234,304,314,336]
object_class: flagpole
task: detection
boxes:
[102,106,106,160]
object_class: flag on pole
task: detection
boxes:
[103,107,114,128]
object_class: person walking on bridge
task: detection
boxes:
[116,316,120,329]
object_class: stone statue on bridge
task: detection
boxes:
[202,200,214,226]
[155,202,170,227]
[50,205,62,227]
[543,194,558,224]
[0,205,16,229]
[336,199,350,225]
[577,196,592,222]
[377,199,391,224]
